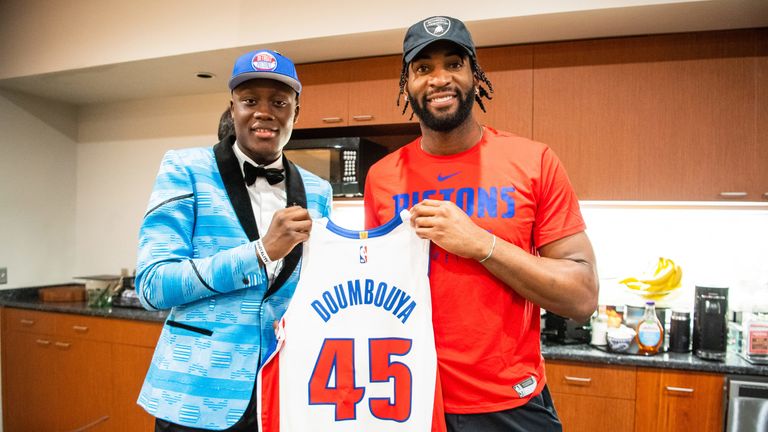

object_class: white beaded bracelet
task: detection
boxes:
[478,235,496,263]
[254,239,273,265]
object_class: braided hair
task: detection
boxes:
[396,56,494,119]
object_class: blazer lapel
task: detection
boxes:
[267,155,307,297]
[213,137,259,241]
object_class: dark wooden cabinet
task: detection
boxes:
[296,55,415,128]
[1,308,161,432]
[547,360,726,432]
[635,368,725,432]
[474,45,534,138]
[547,360,636,432]
[532,29,767,201]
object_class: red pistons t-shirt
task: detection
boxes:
[364,127,586,414]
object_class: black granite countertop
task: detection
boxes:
[542,342,767,376]
[2,286,766,376]
[0,286,167,323]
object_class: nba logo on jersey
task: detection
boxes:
[359,245,368,263]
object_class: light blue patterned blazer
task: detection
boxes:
[135,137,332,430]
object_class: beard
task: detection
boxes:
[408,88,475,132]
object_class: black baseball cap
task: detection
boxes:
[403,16,477,64]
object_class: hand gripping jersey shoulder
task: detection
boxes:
[257,210,445,431]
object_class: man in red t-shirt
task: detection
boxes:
[364,16,599,431]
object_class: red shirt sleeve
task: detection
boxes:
[533,147,586,248]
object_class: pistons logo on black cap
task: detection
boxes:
[423,16,451,37]
[251,51,277,71]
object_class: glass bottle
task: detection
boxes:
[637,301,664,355]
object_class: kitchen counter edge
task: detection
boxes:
[2,287,766,376]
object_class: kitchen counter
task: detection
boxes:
[542,342,767,376]
[0,285,167,322]
[1,286,766,376]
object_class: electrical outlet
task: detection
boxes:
[0,267,6,284]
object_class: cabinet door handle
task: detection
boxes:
[564,375,592,384]
[72,325,89,333]
[68,415,110,432]
[20,319,35,326]
[54,341,72,349]
[719,192,748,199]
[321,117,343,123]
[35,339,51,346]
[352,115,373,121]
[665,386,694,393]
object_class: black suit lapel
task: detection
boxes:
[214,136,259,241]
[215,138,307,298]
[267,155,307,297]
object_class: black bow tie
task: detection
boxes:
[243,162,285,186]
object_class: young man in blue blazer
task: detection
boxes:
[135,49,333,431]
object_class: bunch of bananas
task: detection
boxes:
[619,257,683,301]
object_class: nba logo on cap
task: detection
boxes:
[359,245,368,264]
[252,51,277,71]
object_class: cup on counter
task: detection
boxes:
[669,309,692,353]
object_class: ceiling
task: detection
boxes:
[1,1,766,106]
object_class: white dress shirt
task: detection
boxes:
[233,142,286,284]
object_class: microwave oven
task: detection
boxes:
[284,137,388,197]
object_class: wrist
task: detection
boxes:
[254,239,273,265]
[477,234,496,264]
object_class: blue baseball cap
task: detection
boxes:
[228,49,302,94]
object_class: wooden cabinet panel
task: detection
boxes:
[635,368,725,432]
[552,392,635,432]
[474,45,534,138]
[56,338,113,431]
[111,344,157,432]
[546,360,636,400]
[56,312,114,343]
[2,330,58,431]
[547,361,636,432]
[347,55,415,126]
[5,307,55,334]
[295,60,349,128]
[533,30,762,200]
[2,308,163,431]
[756,28,768,201]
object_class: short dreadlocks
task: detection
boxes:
[396,56,494,120]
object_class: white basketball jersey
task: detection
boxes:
[257,210,445,432]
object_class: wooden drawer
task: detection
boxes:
[56,313,115,342]
[546,360,636,400]
[4,308,56,335]
[108,318,162,347]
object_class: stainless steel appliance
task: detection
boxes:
[283,137,388,197]
[725,375,768,432]
[541,312,590,344]
[693,285,729,360]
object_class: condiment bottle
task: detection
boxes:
[636,301,664,355]
[590,305,608,346]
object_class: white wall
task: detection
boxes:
[0,90,78,289]
[75,93,230,276]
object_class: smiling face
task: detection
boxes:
[230,79,299,165]
[406,40,477,132]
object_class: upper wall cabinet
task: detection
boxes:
[296,55,415,128]
[532,29,767,201]
[473,45,534,139]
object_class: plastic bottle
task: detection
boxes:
[590,305,608,346]
[636,301,664,355]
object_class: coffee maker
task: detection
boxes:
[693,285,729,360]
